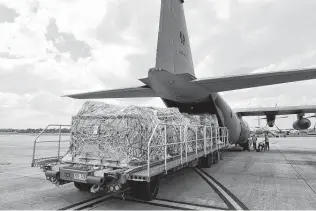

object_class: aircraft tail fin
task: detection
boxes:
[155,0,195,77]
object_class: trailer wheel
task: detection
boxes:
[198,153,212,168]
[129,176,160,201]
[213,152,218,164]
[220,152,223,160]
[74,182,92,191]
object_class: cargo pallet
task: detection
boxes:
[32,123,229,201]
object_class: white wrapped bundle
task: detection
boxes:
[200,114,218,148]
[211,114,218,126]
[70,102,162,166]
[181,114,199,152]
[67,101,219,167]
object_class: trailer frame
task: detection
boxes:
[31,122,229,200]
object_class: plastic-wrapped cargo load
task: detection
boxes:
[65,101,218,167]
[201,114,218,147]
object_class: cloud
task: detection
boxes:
[0,4,19,23]
[1,0,316,130]
[94,0,160,79]
[0,52,21,59]
[45,18,92,61]
[212,0,231,21]
[188,0,316,77]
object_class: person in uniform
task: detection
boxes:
[252,134,257,150]
[264,132,270,151]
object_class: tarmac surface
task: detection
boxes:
[1,134,316,210]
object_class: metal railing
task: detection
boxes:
[31,123,229,176]
[31,124,71,167]
[147,123,229,177]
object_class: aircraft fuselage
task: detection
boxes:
[145,69,251,145]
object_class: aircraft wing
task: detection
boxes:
[234,105,316,116]
[64,85,157,99]
[191,67,316,92]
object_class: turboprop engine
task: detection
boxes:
[292,118,311,130]
[267,119,275,127]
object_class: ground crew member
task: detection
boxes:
[264,133,270,151]
[246,137,251,152]
[252,134,257,150]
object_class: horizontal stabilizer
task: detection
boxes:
[192,67,316,92]
[234,105,316,116]
[139,77,151,86]
[64,86,157,99]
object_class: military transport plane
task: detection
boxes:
[65,0,316,150]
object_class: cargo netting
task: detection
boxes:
[62,101,219,167]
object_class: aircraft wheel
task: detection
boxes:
[240,143,245,151]
[241,140,250,151]
[128,176,160,201]
[74,182,92,191]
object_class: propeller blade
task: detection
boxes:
[306,115,316,119]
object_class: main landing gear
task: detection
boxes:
[240,140,250,151]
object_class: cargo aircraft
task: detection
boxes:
[65,0,316,150]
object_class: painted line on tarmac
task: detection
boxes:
[58,188,131,210]
[113,196,192,210]
[58,191,203,210]
[58,194,108,210]
[58,189,227,210]
[194,168,248,210]
[154,197,228,210]
[113,195,225,210]
[75,194,116,210]
[194,168,235,210]
[199,168,249,210]
[58,170,236,211]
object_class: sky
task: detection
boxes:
[1,0,316,129]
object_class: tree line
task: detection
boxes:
[0,128,71,133]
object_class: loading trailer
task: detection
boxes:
[31,122,229,201]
